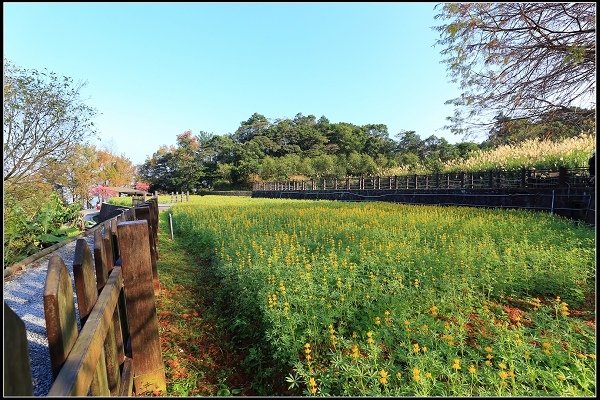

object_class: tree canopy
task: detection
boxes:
[434,3,596,138]
[3,59,98,187]
[139,113,491,191]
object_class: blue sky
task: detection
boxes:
[4,2,465,165]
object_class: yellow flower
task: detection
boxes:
[308,377,318,394]
[375,316,381,325]
[412,368,421,382]
[468,365,477,374]
[430,305,438,317]
[413,343,420,353]
[485,360,492,366]
[498,362,507,370]
[351,344,360,360]
[425,372,432,379]
[484,346,493,353]
[379,370,389,385]
[498,371,509,380]
[452,358,461,371]
[422,346,427,353]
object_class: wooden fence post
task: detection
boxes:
[559,167,568,187]
[44,256,81,379]
[73,240,111,395]
[4,303,33,396]
[97,228,126,366]
[117,220,166,394]
[134,206,160,294]
[94,229,110,292]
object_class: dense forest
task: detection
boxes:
[139,108,595,192]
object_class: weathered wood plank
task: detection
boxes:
[134,206,160,294]
[118,357,134,396]
[94,229,109,291]
[73,239,98,322]
[117,220,166,394]
[44,255,79,379]
[73,238,120,395]
[4,303,33,396]
[90,348,110,396]
[48,267,123,396]
[72,239,111,396]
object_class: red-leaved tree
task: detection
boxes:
[135,181,150,192]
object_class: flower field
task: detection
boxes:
[170,196,595,396]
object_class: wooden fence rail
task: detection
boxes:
[252,167,592,191]
[4,197,164,397]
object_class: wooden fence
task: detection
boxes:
[253,167,592,191]
[4,197,164,396]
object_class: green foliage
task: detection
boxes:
[141,104,594,190]
[3,191,83,266]
[107,197,133,207]
[171,196,596,396]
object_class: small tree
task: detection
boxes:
[3,59,97,186]
[89,185,118,204]
[135,181,150,192]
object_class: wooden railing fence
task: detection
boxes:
[253,167,592,191]
[4,197,164,397]
[170,190,189,203]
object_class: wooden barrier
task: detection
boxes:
[4,304,34,395]
[252,167,592,191]
[4,197,162,397]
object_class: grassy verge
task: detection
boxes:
[154,209,256,396]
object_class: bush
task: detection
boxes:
[3,191,82,267]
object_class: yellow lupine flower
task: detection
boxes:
[379,370,389,385]
[308,377,317,394]
[412,368,421,382]
[452,358,461,371]
[351,344,360,360]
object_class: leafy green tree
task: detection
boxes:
[327,122,367,155]
[434,3,596,138]
[3,59,97,187]
[233,112,270,142]
[311,154,340,178]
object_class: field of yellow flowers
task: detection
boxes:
[171,196,595,396]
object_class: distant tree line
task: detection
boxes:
[139,108,594,192]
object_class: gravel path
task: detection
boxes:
[3,232,96,396]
